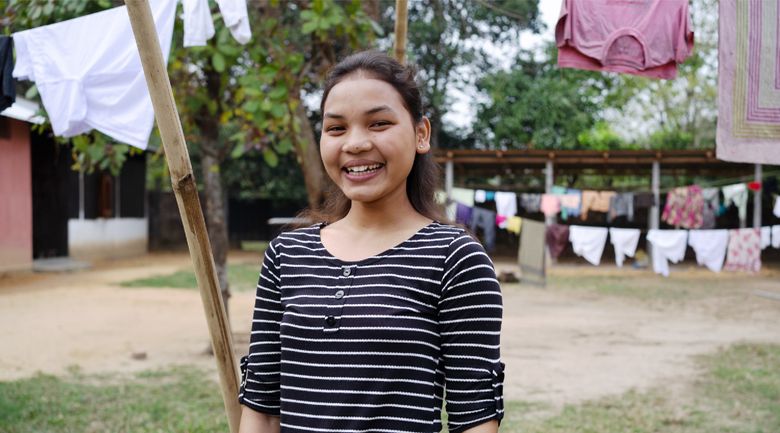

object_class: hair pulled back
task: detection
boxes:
[300,50,446,225]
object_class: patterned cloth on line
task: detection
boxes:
[546,224,570,260]
[662,185,704,229]
[724,228,761,273]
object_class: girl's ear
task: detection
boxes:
[415,117,432,154]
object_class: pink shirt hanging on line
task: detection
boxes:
[556,0,694,79]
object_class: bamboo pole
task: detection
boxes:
[124,2,241,432]
[394,0,409,63]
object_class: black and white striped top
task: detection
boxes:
[239,222,504,433]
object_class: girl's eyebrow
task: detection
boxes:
[324,105,395,119]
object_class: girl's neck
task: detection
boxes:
[341,188,428,232]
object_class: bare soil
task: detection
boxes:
[1,252,779,409]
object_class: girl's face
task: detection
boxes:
[320,75,430,206]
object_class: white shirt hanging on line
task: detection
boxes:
[184,0,252,46]
[774,196,780,218]
[182,0,215,47]
[12,0,177,150]
[688,229,729,273]
[608,227,640,267]
[772,225,780,249]
[647,229,688,277]
[569,225,608,266]
[494,192,517,229]
[760,226,771,250]
[217,0,252,44]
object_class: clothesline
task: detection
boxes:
[452,168,780,195]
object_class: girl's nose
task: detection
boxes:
[343,138,373,154]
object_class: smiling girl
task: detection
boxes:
[238,50,504,433]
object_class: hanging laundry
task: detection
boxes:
[506,216,523,235]
[560,189,582,219]
[0,36,15,111]
[474,189,488,203]
[455,203,473,226]
[545,224,570,260]
[774,196,780,218]
[634,192,656,209]
[556,0,694,79]
[450,187,474,207]
[12,0,177,150]
[700,187,720,229]
[520,193,542,213]
[496,214,507,227]
[722,183,749,222]
[608,192,634,223]
[580,190,616,220]
[609,227,640,268]
[773,225,780,249]
[724,228,761,273]
[540,194,561,218]
[182,0,215,47]
[569,225,608,266]
[646,230,688,277]
[469,207,496,252]
[662,185,704,229]
[519,219,547,286]
[495,191,517,229]
[760,226,771,250]
[688,229,729,273]
[716,1,780,165]
[216,0,252,44]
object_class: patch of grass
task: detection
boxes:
[503,343,780,433]
[2,344,777,433]
[119,263,260,292]
[0,366,226,433]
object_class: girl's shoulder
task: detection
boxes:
[267,223,323,251]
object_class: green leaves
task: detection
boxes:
[211,52,226,73]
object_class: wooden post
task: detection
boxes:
[754,164,762,229]
[650,160,660,230]
[544,160,554,226]
[124,2,241,432]
[394,0,409,63]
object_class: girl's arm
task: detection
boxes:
[463,420,498,433]
[238,406,280,433]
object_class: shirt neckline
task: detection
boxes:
[315,221,440,266]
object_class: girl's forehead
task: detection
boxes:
[325,76,406,112]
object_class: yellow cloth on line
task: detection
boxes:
[506,216,523,234]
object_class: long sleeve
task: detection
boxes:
[439,234,504,433]
[238,240,282,415]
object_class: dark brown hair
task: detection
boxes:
[299,50,447,225]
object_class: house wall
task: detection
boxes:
[0,118,33,272]
[68,217,148,260]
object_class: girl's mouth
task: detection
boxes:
[344,163,384,175]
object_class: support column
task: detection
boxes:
[650,160,660,230]
[545,160,554,226]
[754,164,762,229]
[79,168,85,220]
[445,158,454,198]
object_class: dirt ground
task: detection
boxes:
[1,251,779,409]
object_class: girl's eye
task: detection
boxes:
[371,121,391,128]
[326,126,345,133]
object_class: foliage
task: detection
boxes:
[119,262,262,292]
[472,47,616,149]
[377,0,542,147]
[577,122,632,151]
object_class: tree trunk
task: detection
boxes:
[198,66,230,318]
[294,103,329,210]
[200,149,231,317]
